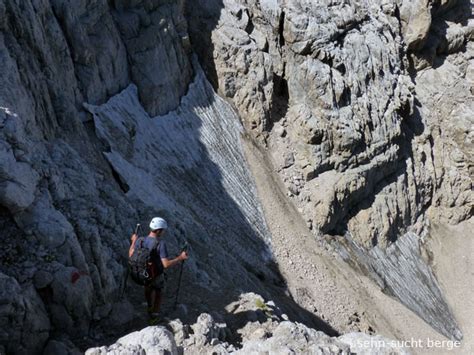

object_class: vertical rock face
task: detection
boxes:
[111,0,193,116]
[411,1,474,225]
[187,0,472,243]
[0,0,193,352]
[187,0,472,340]
[188,0,423,245]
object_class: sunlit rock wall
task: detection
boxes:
[186,0,472,340]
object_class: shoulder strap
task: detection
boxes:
[137,236,145,247]
[151,238,160,252]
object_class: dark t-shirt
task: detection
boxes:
[142,236,168,266]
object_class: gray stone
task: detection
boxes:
[44,339,81,355]
[87,298,408,355]
[0,1,274,350]
[103,300,135,329]
[187,0,471,342]
[191,313,227,346]
[0,112,40,212]
[0,273,50,354]
[235,321,348,354]
[168,319,189,346]
[111,1,193,116]
[33,270,53,289]
[398,0,432,50]
[275,125,287,138]
[282,152,295,169]
[86,326,178,355]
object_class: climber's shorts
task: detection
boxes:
[148,274,166,290]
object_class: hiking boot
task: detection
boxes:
[148,312,161,326]
[148,313,171,326]
[148,317,160,326]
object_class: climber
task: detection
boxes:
[129,217,188,323]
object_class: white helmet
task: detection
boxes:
[149,217,168,231]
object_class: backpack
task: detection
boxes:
[128,237,164,286]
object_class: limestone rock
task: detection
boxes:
[187,0,471,341]
[235,321,347,354]
[191,313,228,346]
[0,139,39,213]
[0,1,198,351]
[415,41,474,225]
[86,326,178,355]
[43,339,81,355]
[188,0,425,246]
[0,273,50,354]
[33,270,54,289]
[87,296,408,355]
[168,319,189,346]
[235,321,409,355]
[398,0,432,51]
[111,1,193,116]
[187,0,279,132]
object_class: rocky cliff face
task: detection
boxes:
[0,1,192,352]
[0,0,472,353]
[187,0,472,340]
[187,0,472,245]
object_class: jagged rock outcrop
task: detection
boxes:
[188,0,425,244]
[186,0,472,340]
[187,0,472,246]
[86,293,409,355]
[86,326,178,355]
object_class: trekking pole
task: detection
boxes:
[174,242,188,310]
[121,223,141,299]
[134,224,141,236]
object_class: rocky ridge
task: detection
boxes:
[86,293,409,355]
